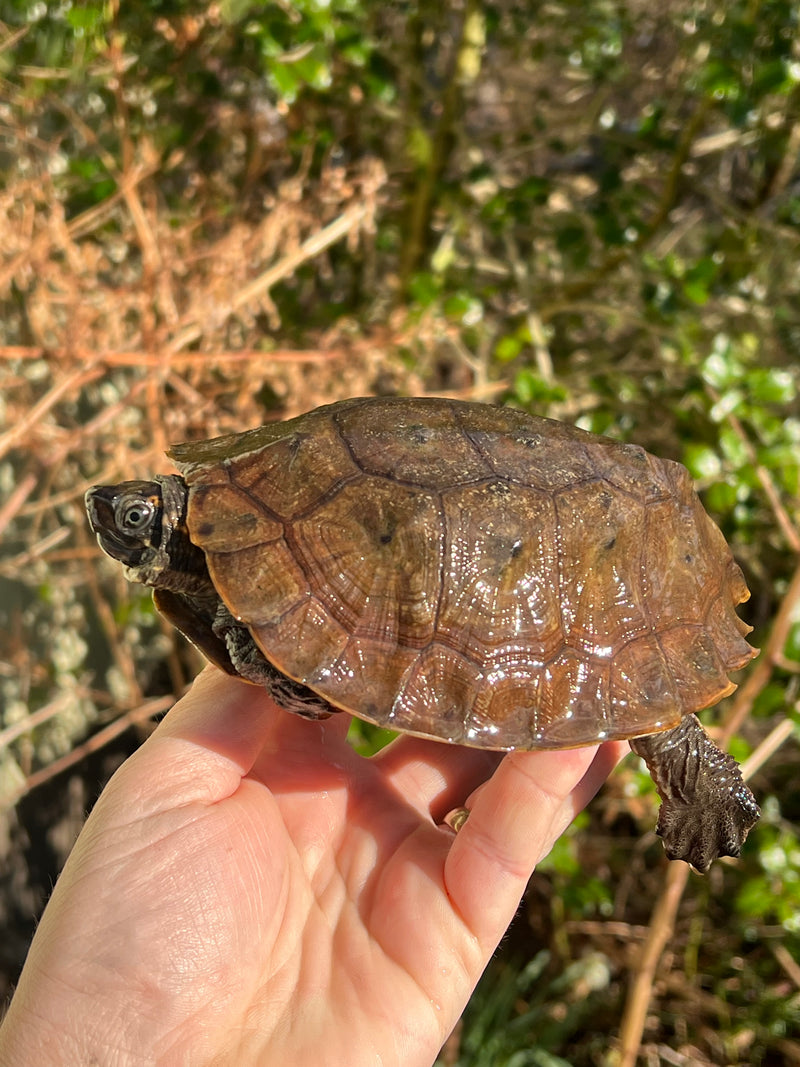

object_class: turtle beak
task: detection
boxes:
[85,485,114,538]
[85,484,155,566]
[85,485,128,562]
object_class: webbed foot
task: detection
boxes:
[630,714,760,873]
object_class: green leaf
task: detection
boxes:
[785,621,800,663]
[495,335,523,362]
[443,292,482,324]
[683,443,723,480]
[66,6,105,33]
[268,61,302,101]
[747,368,796,406]
[682,256,717,305]
[407,272,441,307]
[512,370,568,407]
[703,480,739,515]
[702,338,740,389]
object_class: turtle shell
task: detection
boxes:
[168,397,755,750]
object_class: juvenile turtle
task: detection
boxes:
[85,396,760,871]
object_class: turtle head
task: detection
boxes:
[85,474,206,590]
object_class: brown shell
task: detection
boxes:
[169,397,755,750]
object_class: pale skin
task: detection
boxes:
[0,668,625,1067]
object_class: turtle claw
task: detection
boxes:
[630,714,760,872]
[654,788,761,873]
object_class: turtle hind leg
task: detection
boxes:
[630,714,760,873]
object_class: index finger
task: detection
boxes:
[154,667,353,768]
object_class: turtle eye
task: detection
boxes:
[116,496,155,535]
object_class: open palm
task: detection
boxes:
[0,668,624,1067]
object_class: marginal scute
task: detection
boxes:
[169,405,334,473]
[310,635,420,719]
[706,591,757,671]
[187,483,283,553]
[206,539,307,623]
[249,597,350,684]
[220,421,360,519]
[389,644,484,743]
[656,626,735,712]
[609,634,682,730]
[474,652,616,748]
[531,650,613,746]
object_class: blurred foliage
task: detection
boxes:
[1,0,800,1063]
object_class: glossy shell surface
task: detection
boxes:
[169,397,755,749]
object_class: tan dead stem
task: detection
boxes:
[0,346,341,364]
[0,472,37,540]
[11,695,175,805]
[164,202,371,355]
[0,365,106,463]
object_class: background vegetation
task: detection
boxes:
[1,1,799,1064]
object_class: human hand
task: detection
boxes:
[0,667,625,1067]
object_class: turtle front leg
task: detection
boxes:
[630,715,760,873]
[213,605,336,721]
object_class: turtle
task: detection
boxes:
[85,396,760,871]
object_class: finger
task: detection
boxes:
[102,669,355,820]
[562,740,627,815]
[154,666,282,771]
[372,736,503,822]
[106,668,282,814]
[444,742,626,948]
[247,704,356,791]
[461,739,627,832]
[138,667,343,807]
[158,666,353,761]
